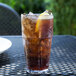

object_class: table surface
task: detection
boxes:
[0,35,76,76]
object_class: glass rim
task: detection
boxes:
[21,13,53,19]
[21,13,53,16]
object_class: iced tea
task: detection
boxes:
[21,11,53,74]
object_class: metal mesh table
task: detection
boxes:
[0,35,76,76]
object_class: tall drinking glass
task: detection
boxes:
[21,12,53,74]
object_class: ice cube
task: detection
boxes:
[44,10,53,15]
[28,12,34,15]
[44,10,49,14]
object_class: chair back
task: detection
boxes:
[0,3,21,35]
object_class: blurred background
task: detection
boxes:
[0,0,76,35]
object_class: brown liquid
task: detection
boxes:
[22,15,53,70]
[24,38,52,70]
[37,19,53,38]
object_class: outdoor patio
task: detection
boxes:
[0,1,76,76]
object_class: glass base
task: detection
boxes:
[26,69,50,74]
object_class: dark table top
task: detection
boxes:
[0,35,76,76]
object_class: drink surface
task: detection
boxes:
[21,13,53,70]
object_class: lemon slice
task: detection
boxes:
[35,12,49,32]
[38,12,49,19]
[35,19,41,32]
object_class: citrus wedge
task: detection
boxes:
[35,12,49,32]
